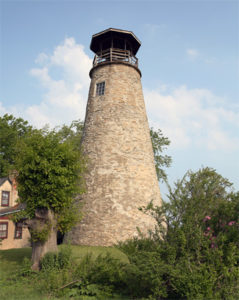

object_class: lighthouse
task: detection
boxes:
[69,28,161,246]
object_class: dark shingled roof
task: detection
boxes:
[0,203,26,216]
[90,28,141,56]
[0,177,11,186]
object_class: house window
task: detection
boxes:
[1,191,10,206]
[0,222,8,239]
[15,223,22,239]
[96,82,105,96]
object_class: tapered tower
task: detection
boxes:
[69,28,161,246]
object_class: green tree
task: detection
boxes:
[55,119,84,150]
[150,128,172,182]
[14,129,85,270]
[0,114,32,177]
[119,167,239,299]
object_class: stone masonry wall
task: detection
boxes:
[68,62,162,246]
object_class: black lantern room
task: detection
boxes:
[90,28,141,67]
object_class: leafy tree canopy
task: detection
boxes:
[0,114,32,177]
[55,119,84,150]
[150,128,172,182]
[15,128,85,233]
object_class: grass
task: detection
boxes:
[0,245,128,300]
[0,247,45,300]
[70,245,129,263]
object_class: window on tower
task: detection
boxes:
[96,82,105,96]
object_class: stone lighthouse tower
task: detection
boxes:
[69,28,161,246]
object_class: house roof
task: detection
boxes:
[0,203,26,217]
[0,177,12,186]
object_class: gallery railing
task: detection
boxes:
[93,48,138,67]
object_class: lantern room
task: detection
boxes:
[90,28,141,67]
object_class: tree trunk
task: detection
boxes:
[26,208,58,271]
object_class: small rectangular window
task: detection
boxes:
[1,191,10,206]
[96,82,105,96]
[0,222,8,239]
[15,223,22,239]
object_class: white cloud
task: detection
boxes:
[26,37,92,128]
[144,85,239,151]
[35,52,49,65]
[49,37,91,87]
[1,37,238,155]
[186,48,199,60]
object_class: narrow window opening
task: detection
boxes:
[96,82,105,96]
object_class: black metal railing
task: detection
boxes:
[93,48,138,67]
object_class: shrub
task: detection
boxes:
[40,245,72,271]
[71,253,128,298]
[117,168,239,299]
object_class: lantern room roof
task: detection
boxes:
[90,28,141,55]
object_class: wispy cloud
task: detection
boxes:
[145,85,239,151]
[144,23,167,36]
[186,48,216,64]
[0,102,6,115]
[35,52,49,65]
[186,48,199,60]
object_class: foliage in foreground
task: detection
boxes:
[15,128,85,233]
[0,246,127,299]
[11,125,86,269]
[4,167,238,299]
[73,168,238,299]
[117,167,239,299]
[1,115,237,298]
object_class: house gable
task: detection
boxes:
[0,177,18,208]
[0,178,30,249]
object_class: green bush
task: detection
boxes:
[71,253,128,298]
[117,168,239,299]
[53,168,238,300]
[3,168,238,300]
[40,252,58,271]
[40,245,72,271]
[18,257,35,277]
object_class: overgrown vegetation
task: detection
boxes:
[0,245,128,300]
[1,114,238,298]
[1,168,238,299]
[0,115,86,269]
[0,114,171,270]
[0,114,33,177]
[117,168,239,299]
[13,128,86,269]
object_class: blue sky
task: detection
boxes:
[1,0,238,197]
